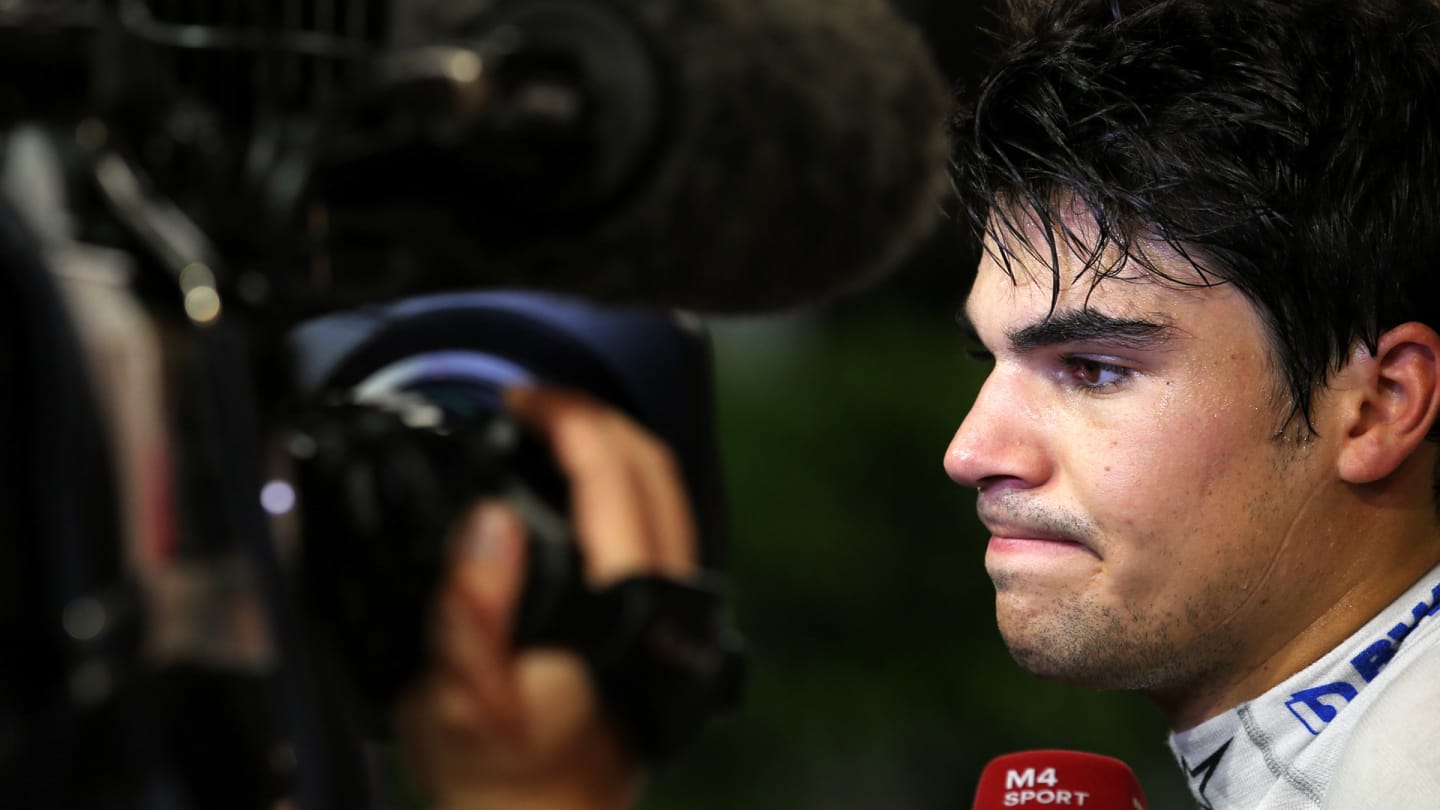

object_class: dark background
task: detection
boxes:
[643,3,1195,807]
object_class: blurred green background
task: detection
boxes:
[640,202,1194,806]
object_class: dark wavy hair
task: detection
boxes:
[951,0,1440,433]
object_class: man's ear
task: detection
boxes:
[1336,322,1440,484]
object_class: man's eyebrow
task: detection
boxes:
[1005,309,1174,352]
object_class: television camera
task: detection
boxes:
[0,1,949,807]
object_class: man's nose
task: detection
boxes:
[943,371,1050,491]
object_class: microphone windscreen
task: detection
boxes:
[318,0,953,314]
[971,750,1150,810]
[577,0,953,312]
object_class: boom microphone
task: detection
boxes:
[971,751,1150,810]
[217,0,954,315]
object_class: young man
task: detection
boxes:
[944,0,1440,806]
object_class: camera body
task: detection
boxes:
[285,291,741,755]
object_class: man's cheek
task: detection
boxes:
[1092,517,1198,610]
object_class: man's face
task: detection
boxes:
[945,229,1349,709]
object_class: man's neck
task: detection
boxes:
[1153,505,1440,732]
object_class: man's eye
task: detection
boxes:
[1062,357,1131,390]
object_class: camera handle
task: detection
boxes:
[510,481,746,760]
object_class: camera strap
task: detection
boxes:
[584,574,746,762]
[522,568,746,762]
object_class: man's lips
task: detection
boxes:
[986,535,1097,557]
[975,496,1099,554]
[978,516,1099,557]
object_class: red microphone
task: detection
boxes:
[971,750,1150,809]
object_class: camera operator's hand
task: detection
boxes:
[393,386,697,810]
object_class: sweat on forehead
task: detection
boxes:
[979,201,1232,307]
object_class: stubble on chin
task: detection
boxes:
[993,586,1201,692]
[994,573,1254,703]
